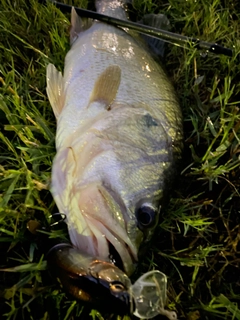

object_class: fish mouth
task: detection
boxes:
[90,214,138,275]
[68,212,138,275]
[97,186,138,275]
[92,185,139,275]
[95,221,138,276]
[66,183,138,275]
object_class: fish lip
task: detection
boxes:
[99,183,138,274]
[107,239,137,273]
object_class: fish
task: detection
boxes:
[46,0,182,314]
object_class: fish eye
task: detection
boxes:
[110,281,125,292]
[136,203,157,229]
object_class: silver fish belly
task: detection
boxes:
[46,0,183,277]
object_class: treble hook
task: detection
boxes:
[27,212,66,234]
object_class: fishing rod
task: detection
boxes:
[43,0,233,58]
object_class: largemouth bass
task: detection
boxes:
[46,0,182,295]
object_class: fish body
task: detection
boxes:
[47,0,183,276]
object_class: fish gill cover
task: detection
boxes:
[0,0,240,320]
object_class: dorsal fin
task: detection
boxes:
[139,14,170,57]
[70,7,93,45]
[88,65,121,110]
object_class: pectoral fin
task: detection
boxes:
[46,63,65,119]
[89,65,121,110]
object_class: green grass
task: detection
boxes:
[0,0,240,319]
